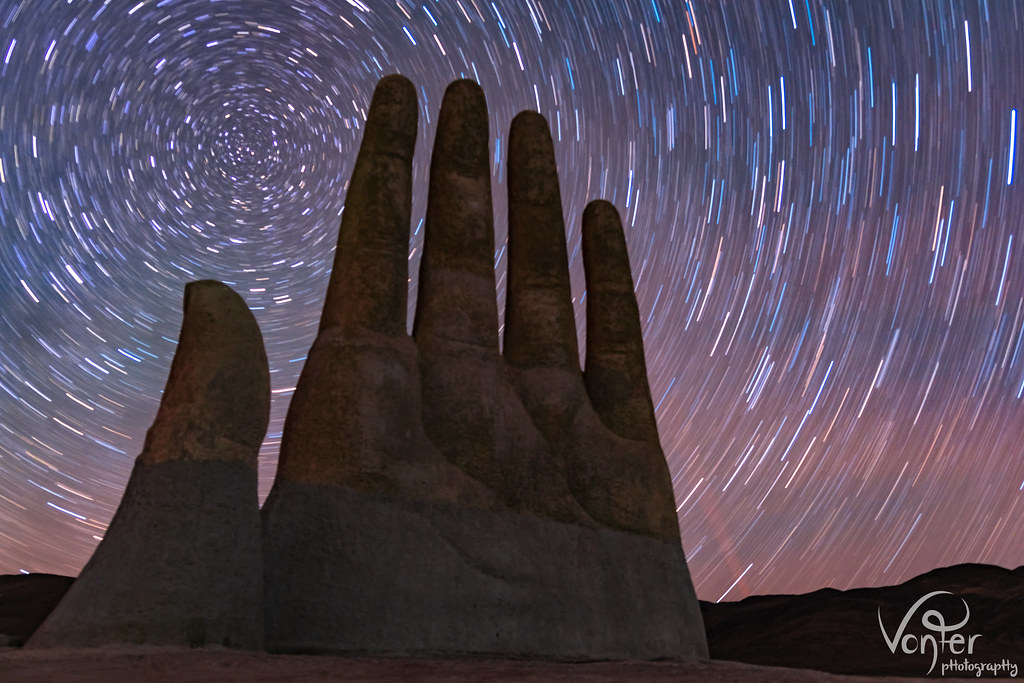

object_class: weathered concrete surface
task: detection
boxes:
[581,200,661,444]
[27,461,264,649]
[28,280,269,650]
[263,77,708,659]
[273,77,495,509]
[262,482,705,659]
[137,280,270,467]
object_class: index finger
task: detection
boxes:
[319,74,418,336]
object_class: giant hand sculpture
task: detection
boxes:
[262,76,708,659]
[23,74,705,659]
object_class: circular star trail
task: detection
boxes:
[0,0,1022,602]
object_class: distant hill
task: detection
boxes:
[0,574,73,646]
[701,563,1024,677]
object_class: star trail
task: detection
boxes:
[1,0,1022,603]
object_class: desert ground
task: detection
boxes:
[0,647,970,682]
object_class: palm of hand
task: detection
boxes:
[272,76,678,543]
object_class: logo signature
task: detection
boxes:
[878,591,977,675]
[879,590,1017,677]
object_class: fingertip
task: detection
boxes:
[377,73,416,93]
[184,279,245,313]
[582,199,621,232]
[365,74,418,157]
[510,110,550,137]
[444,78,485,104]
[434,78,489,172]
[582,200,630,290]
[509,111,559,208]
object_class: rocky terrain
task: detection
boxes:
[702,563,1024,678]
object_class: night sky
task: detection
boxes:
[1,0,1022,603]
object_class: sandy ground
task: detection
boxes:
[0,648,967,682]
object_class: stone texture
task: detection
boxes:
[262,76,708,659]
[272,78,496,508]
[319,74,418,337]
[262,482,705,659]
[28,280,269,650]
[413,82,591,525]
[582,199,662,444]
